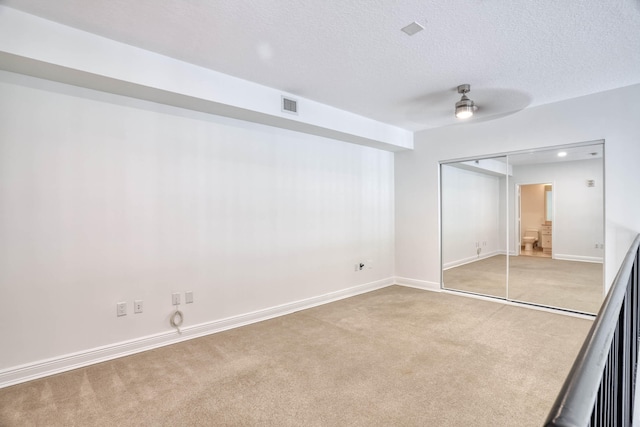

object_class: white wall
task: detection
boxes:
[0,71,395,376]
[395,83,640,290]
[512,159,604,261]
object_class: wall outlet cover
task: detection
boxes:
[134,300,143,313]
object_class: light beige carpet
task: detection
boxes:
[0,286,592,426]
[444,255,603,313]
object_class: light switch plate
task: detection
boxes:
[116,302,127,317]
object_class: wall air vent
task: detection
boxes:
[281,96,298,115]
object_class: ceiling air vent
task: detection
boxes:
[281,96,298,115]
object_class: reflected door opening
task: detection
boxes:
[518,183,552,258]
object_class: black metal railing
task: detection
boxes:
[545,234,640,427]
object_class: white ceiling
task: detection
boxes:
[4,0,640,131]
[506,143,603,166]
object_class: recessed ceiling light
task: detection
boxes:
[401,21,424,36]
[558,151,568,157]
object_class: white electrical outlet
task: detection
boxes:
[172,293,181,305]
[116,302,127,317]
[185,291,194,304]
[134,300,143,314]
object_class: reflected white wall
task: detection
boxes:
[441,165,504,268]
[510,159,604,261]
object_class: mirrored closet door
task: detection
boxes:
[441,142,604,314]
[441,156,508,299]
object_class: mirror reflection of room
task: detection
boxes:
[441,142,604,314]
[520,183,552,258]
[441,157,507,299]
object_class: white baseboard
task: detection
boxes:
[443,250,501,270]
[394,277,441,292]
[554,254,603,263]
[0,277,394,389]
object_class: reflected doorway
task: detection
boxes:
[518,183,552,258]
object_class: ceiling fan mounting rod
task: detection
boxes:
[457,84,471,94]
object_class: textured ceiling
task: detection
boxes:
[4,0,640,131]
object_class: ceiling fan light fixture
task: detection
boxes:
[455,96,475,119]
[455,84,477,119]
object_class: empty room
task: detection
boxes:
[1,1,640,426]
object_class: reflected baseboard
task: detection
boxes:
[443,250,508,270]
[554,254,603,263]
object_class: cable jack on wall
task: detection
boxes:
[170,292,184,334]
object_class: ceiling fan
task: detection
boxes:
[405,85,532,129]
